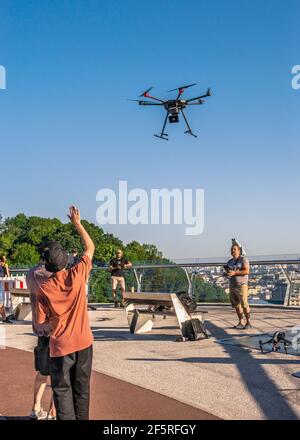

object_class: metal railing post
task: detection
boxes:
[280,264,292,306]
[133,268,142,293]
[184,268,193,297]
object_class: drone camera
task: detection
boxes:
[169,115,179,123]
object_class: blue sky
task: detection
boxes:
[0,0,299,258]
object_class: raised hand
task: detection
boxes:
[68,206,81,226]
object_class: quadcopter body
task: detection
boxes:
[259,331,292,354]
[131,83,211,140]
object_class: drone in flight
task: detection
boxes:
[130,83,211,140]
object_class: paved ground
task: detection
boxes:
[0,347,215,420]
[1,305,300,420]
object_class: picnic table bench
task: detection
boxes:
[123,292,209,341]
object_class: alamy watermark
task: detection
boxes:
[96,180,204,236]
[0,65,6,90]
[291,65,300,90]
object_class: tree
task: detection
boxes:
[10,243,40,266]
[126,241,162,263]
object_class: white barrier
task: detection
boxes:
[0,276,28,310]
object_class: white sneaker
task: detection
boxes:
[29,409,48,420]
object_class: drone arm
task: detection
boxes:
[186,93,210,103]
[139,101,164,106]
[186,101,206,105]
[144,94,165,103]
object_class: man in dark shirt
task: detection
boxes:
[109,250,132,307]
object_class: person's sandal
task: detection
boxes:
[244,323,253,330]
[233,323,245,329]
[2,318,13,324]
[47,413,57,420]
[175,336,188,342]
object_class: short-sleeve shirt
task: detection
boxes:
[26,264,52,336]
[110,258,129,277]
[226,256,250,287]
[37,255,93,357]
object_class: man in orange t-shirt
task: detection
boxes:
[37,206,95,420]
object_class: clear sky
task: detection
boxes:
[0,0,299,259]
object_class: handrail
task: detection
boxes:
[9,258,300,273]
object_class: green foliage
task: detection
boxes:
[126,241,163,263]
[10,243,40,266]
[89,270,112,303]
[194,276,229,303]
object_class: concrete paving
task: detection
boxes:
[1,305,300,420]
[0,347,215,420]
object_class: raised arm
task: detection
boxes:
[68,206,95,261]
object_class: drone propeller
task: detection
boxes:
[139,87,153,97]
[168,83,197,92]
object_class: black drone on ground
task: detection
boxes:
[259,331,292,354]
[130,83,211,140]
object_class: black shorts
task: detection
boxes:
[34,336,50,376]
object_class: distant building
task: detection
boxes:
[271,280,288,304]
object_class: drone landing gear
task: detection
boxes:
[185,129,197,138]
[154,134,168,140]
[259,331,292,354]
[154,112,169,141]
[182,109,197,138]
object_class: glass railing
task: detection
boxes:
[9,254,300,306]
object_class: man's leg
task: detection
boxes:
[119,277,126,307]
[0,303,6,320]
[32,372,48,412]
[112,290,118,306]
[47,395,56,419]
[30,338,50,419]
[50,353,76,420]
[234,305,244,325]
[241,285,251,326]
[71,345,93,420]
[111,277,119,307]
[243,306,251,324]
[230,288,244,326]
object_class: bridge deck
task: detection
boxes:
[1,305,300,420]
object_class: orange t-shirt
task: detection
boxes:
[37,255,93,357]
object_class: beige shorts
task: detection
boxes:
[230,285,249,308]
[111,276,125,291]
